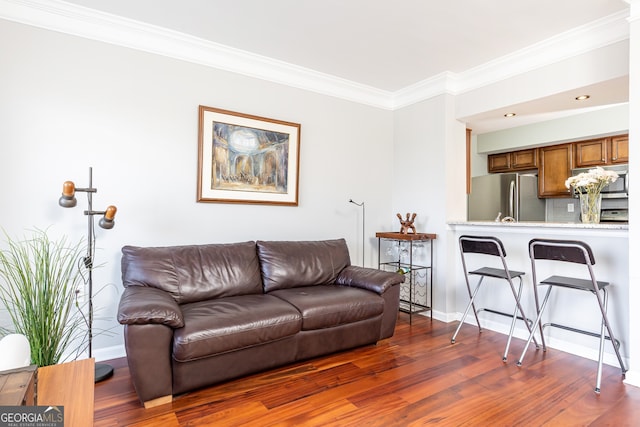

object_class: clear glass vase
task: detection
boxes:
[579,193,602,224]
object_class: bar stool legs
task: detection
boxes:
[451,276,485,344]
[516,238,627,393]
[452,236,539,362]
[504,276,530,362]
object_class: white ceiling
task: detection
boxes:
[60,0,628,91]
[4,0,631,132]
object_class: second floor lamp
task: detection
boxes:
[349,199,365,267]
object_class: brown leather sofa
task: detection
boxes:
[117,238,404,407]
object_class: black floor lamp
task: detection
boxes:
[349,199,365,267]
[58,167,117,383]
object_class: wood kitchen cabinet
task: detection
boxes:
[538,143,573,197]
[488,152,510,172]
[574,134,628,167]
[574,138,608,168]
[610,135,628,164]
[484,134,627,198]
[511,148,538,170]
[488,148,537,173]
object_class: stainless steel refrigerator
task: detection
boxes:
[468,173,546,222]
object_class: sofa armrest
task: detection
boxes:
[118,286,184,328]
[336,266,404,295]
[124,323,174,406]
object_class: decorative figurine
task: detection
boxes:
[397,212,417,234]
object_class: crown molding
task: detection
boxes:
[391,72,459,109]
[455,9,630,94]
[395,9,630,107]
[0,0,395,108]
[0,0,631,110]
[624,0,640,22]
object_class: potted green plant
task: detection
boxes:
[0,228,85,367]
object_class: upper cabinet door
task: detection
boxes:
[488,148,537,173]
[574,138,608,168]
[539,143,573,198]
[487,152,510,173]
[610,135,628,164]
[511,148,538,170]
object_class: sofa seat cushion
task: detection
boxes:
[269,285,383,330]
[173,294,302,362]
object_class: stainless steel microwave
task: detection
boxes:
[571,165,629,199]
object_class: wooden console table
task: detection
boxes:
[376,232,437,324]
[37,358,95,427]
[0,364,37,405]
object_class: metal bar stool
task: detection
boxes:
[451,235,539,361]
[516,238,627,393]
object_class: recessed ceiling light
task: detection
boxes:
[575,95,590,101]
[504,112,516,117]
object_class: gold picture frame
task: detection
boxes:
[197,106,301,206]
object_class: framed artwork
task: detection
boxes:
[197,106,301,206]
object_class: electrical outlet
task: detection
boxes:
[567,203,574,213]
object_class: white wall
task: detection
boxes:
[624,0,640,388]
[476,103,629,153]
[392,94,467,318]
[0,20,395,358]
[456,40,629,122]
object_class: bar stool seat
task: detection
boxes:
[451,235,538,362]
[516,238,626,393]
[538,275,609,291]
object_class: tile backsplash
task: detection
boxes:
[546,198,580,223]
[545,197,628,223]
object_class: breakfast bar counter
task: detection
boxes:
[446,220,629,368]
[448,220,628,231]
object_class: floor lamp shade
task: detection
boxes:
[59,181,78,208]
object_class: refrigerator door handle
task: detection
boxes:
[509,179,516,219]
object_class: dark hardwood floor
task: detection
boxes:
[94,314,640,426]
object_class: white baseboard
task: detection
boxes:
[433,311,631,370]
[624,370,640,388]
[416,309,454,323]
[93,344,126,362]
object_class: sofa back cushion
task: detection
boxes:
[121,241,262,304]
[257,239,351,293]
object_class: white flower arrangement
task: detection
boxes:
[565,166,619,196]
[565,166,618,223]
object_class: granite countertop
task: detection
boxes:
[447,220,628,230]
